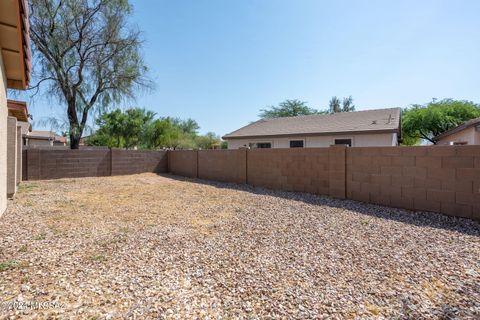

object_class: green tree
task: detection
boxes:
[173,118,200,136]
[88,109,221,150]
[142,117,201,150]
[92,109,126,148]
[329,96,355,113]
[143,118,182,149]
[402,99,480,145]
[29,0,150,149]
[196,132,221,149]
[259,99,320,118]
[329,96,341,113]
[88,108,153,148]
[341,96,356,112]
[163,117,199,149]
[122,109,155,149]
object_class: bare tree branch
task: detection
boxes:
[29,0,151,149]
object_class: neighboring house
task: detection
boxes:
[18,119,31,138]
[25,130,67,147]
[223,108,401,149]
[8,99,31,137]
[1,0,31,213]
[7,100,30,195]
[434,117,480,145]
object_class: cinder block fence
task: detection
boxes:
[169,146,480,221]
[22,145,480,221]
[22,148,168,180]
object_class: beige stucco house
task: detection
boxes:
[223,108,401,149]
[1,0,31,214]
[7,100,29,198]
[434,117,480,145]
[25,130,67,147]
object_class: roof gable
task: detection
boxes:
[434,117,480,141]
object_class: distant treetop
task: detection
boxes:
[259,96,356,119]
[259,99,321,118]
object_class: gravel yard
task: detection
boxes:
[0,173,479,319]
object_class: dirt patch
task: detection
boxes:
[1,173,479,319]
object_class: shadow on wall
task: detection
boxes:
[159,173,480,237]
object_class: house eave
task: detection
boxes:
[0,0,31,90]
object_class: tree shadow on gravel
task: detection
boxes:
[159,174,480,237]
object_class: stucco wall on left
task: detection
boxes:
[0,52,8,215]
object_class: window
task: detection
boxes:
[255,142,271,149]
[290,140,304,148]
[334,139,352,146]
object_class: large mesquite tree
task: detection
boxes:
[29,0,149,148]
[402,99,480,145]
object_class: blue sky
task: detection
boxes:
[26,0,480,136]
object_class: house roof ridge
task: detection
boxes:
[223,107,401,139]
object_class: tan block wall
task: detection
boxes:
[346,146,480,220]
[111,149,167,176]
[26,149,111,180]
[169,145,479,221]
[19,145,480,221]
[0,54,7,215]
[6,116,17,197]
[247,148,331,195]
[24,149,167,180]
[198,149,247,184]
[328,146,346,199]
[168,150,198,178]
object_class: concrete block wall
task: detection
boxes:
[111,149,167,176]
[21,149,27,181]
[328,146,347,199]
[168,150,198,178]
[6,116,17,197]
[23,149,168,180]
[18,145,480,221]
[247,148,331,195]
[168,146,479,221]
[198,149,247,184]
[346,146,480,220]
[25,149,111,180]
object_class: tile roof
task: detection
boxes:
[223,108,401,139]
[27,130,66,143]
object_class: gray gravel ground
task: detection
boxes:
[0,173,479,319]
